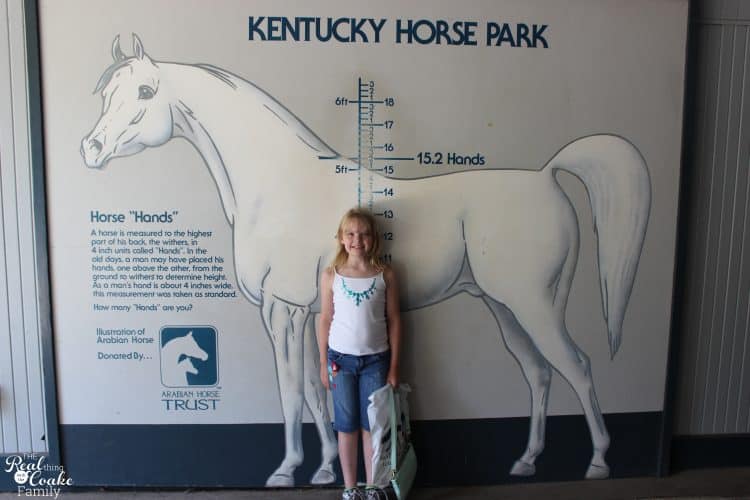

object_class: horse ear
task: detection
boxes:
[111,35,126,62]
[132,33,147,60]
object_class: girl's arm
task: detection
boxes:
[317,267,335,390]
[384,266,402,387]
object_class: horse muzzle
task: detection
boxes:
[80,135,110,168]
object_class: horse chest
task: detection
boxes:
[232,216,326,305]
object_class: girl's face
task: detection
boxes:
[340,218,373,259]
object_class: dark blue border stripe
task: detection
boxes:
[671,434,750,471]
[41,412,662,489]
[413,412,661,486]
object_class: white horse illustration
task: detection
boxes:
[161,331,208,387]
[81,35,651,485]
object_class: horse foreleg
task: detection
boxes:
[261,296,307,487]
[303,314,338,484]
[512,299,611,479]
[484,298,552,476]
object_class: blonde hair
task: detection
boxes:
[332,208,384,271]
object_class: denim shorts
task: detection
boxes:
[328,348,390,433]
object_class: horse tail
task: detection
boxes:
[547,134,651,358]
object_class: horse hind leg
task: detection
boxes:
[303,314,338,484]
[483,297,552,476]
[511,297,611,479]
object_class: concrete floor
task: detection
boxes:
[3,467,748,499]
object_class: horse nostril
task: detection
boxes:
[89,138,103,154]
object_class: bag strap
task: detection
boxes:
[390,385,398,473]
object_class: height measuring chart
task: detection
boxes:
[38,0,687,486]
[332,77,489,257]
[334,79,400,248]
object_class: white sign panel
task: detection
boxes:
[39,0,687,485]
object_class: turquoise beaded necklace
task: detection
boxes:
[340,278,377,306]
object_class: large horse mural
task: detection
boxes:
[80,35,651,485]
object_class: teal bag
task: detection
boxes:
[390,387,417,500]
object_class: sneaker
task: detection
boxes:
[363,485,390,500]
[342,487,365,500]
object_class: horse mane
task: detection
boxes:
[196,64,237,90]
[93,59,133,94]
[194,63,341,159]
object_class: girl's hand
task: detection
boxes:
[320,364,330,390]
[387,368,399,388]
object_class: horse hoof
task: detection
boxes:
[265,472,295,487]
[510,460,535,476]
[310,466,336,485]
[585,463,610,479]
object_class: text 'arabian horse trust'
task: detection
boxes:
[81,35,651,485]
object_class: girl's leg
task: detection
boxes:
[362,429,374,484]
[329,350,361,489]
[338,430,360,489]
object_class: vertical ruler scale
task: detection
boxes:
[356,78,377,210]
[351,78,406,209]
[335,78,412,263]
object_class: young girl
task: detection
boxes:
[318,208,402,500]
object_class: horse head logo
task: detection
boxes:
[177,356,199,377]
[161,330,209,387]
[81,34,173,168]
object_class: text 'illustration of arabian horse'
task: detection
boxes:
[81,35,651,485]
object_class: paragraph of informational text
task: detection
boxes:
[89,209,238,313]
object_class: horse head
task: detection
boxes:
[177,356,199,376]
[81,34,173,168]
[178,331,209,362]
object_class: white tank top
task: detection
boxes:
[328,270,389,355]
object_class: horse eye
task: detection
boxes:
[138,85,155,100]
